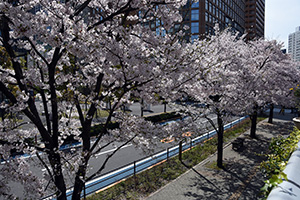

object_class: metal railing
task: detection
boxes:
[43,116,249,200]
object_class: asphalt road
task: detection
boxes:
[1,101,239,199]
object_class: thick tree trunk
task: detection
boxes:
[72,164,87,200]
[250,110,258,138]
[268,104,274,124]
[55,175,67,200]
[217,112,224,169]
[48,152,67,200]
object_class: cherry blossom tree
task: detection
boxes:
[241,39,299,137]
[0,0,189,199]
[167,26,251,168]
[169,27,299,168]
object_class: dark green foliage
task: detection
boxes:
[144,112,181,123]
[89,122,120,137]
[260,128,300,199]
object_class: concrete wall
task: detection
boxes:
[267,141,300,200]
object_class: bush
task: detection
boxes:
[260,128,300,198]
[144,112,181,123]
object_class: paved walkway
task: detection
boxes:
[146,111,297,200]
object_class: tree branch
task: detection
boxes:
[70,0,93,20]
[86,136,136,182]
[36,152,55,190]
[87,0,135,31]
[25,37,49,66]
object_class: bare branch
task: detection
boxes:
[86,136,136,182]
[25,37,49,66]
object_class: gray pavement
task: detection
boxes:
[146,111,297,200]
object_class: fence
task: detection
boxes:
[43,116,249,200]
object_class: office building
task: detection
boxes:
[288,26,300,62]
[178,0,246,42]
[147,0,264,42]
[244,0,265,40]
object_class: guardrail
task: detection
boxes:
[43,116,249,200]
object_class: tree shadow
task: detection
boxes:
[183,120,295,199]
[258,121,295,137]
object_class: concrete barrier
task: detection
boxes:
[267,141,300,200]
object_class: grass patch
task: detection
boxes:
[205,161,224,170]
[87,141,217,200]
[96,109,110,118]
[86,117,265,200]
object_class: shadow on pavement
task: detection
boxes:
[183,118,295,200]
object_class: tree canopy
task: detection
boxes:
[0,0,299,199]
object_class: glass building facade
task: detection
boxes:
[179,0,246,42]
[143,0,264,42]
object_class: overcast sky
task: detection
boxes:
[265,0,300,49]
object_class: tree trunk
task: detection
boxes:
[72,164,87,200]
[55,174,67,200]
[268,104,274,124]
[48,151,67,200]
[217,112,224,169]
[250,110,257,138]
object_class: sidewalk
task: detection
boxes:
[146,111,296,200]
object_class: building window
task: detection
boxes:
[205,24,208,33]
[191,35,199,42]
[181,10,190,21]
[156,19,160,26]
[192,2,199,8]
[174,24,180,32]
[191,9,199,20]
[161,29,166,37]
[151,22,155,29]
[185,35,190,42]
[156,27,160,36]
[183,1,189,9]
[191,22,199,33]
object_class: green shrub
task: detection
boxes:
[260,128,300,199]
[86,112,181,138]
[144,112,181,123]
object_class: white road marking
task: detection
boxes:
[95,144,133,156]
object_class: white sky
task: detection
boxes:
[265,0,300,49]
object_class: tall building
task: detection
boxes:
[244,0,265,40]
[178,0,246,42]
[288,26,300,62]
[149,0,265,42]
